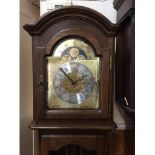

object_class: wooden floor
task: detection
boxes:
[115,129,135,155]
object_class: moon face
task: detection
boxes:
[53,62,94,104]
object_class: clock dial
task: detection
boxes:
[53,61,94,104]
[47,38,100,109]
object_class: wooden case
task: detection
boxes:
[24,6,119,124]
[113,0,135,119]
[23,6,119,155]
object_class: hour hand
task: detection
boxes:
[59,68,74,84]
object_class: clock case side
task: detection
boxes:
[23,6,119,124]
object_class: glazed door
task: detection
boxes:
[40,135,105,155]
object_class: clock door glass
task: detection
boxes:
[47,38,100,109]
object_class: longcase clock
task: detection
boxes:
[24,6,119,155]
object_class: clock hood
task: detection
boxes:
[23,5,119,36]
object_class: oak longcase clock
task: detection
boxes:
[24,6,119,155]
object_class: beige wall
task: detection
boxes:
[20,0,39,155]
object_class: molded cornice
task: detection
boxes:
[23,6,119,36]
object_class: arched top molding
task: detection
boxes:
[23,5,119,36]
[46,28,106,56]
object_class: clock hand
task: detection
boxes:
[74,75,87,84]
[59,68,74,84]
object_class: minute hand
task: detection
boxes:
[74,75,87,84]
[60,68,74,84]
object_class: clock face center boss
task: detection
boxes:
[47,38,100,109]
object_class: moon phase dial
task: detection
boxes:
[53,61,94,104]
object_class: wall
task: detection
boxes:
[40,0,116,23]
[20,0,39,155]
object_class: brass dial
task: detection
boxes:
[53,61,94,104]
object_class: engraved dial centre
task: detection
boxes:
[63,72,85,93]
